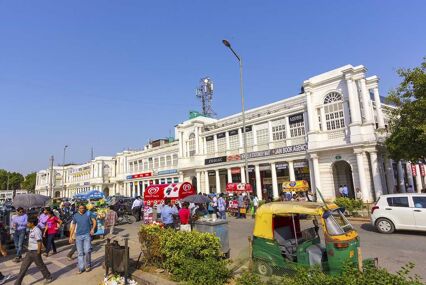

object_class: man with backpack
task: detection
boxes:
[69,205,97,274]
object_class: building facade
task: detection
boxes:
[35,65,426,202]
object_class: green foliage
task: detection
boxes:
[22,172,37,192]
[334,197,364,214]
[385,57,426,161]
[236,262,423,285]
[0,169,24,190]
[139,225,230,285]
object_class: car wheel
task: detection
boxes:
[255,260,273,276]
[375,218,395,234]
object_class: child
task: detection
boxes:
[14,218,53,285]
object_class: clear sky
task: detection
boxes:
[1,1,425,174]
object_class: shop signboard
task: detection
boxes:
[259,164,271,171]
[157,169,178,176]
[411,164,417,177]
[206,135,214,141]
[227,154,241,161]
[229,129,239,136]
[144,182,195,206]
[217,132,226,139]
[205,156,227,165]
[127,172,152,180]
[240,143,308,160]
[231,168,241,174]
[282,180,310,192]
[226,183,253,193]
[420,164,425,177]
[288,113,304,124]
[276,163,288,170]
[294,161,308,168]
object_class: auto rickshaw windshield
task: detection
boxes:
[324,209,354,235]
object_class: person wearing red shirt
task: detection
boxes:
[43,210,62,257]
[178,202,191,232]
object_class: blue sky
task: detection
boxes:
[1,1,425,174]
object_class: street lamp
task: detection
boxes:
[62,145,68,197]
[222,39,250,187]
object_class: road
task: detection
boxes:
[1,217,425,284]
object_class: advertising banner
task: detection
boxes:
[411,164,417,177]
[282,180,310,192]
[420,164,425,177]
[226,183,253,193]
[144,182,195,206]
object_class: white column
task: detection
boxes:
[238,128,243,148]
[268,121,273,142]
[397,161,406,192]
[195,127,200,154]
[179,171,184,182]
[271,163,279,199]
[359,79,374,123]
[311,154,321,196]
[355,151,371,202]
[288,161,295,181]
[306,91,317,132]
[196,171,201,193]
[179,132,184,157]
[308,158,315,195]
[346,77,362,125]
[373,87,385,129]
[214,135,218,154]
[320,107,326,131]
[415,164,423,193]
[142,181,146,195]
[255,164,262,200]
[225,132,230,150]
[406,163,415,191]
[240,167,246,183]
[203,137,207,155]
[215,169,221,193]
[285,117,291,142]
[204,171,210,194]
[227,168,232,183]
[384,158,395,194]
[369,151,383,199]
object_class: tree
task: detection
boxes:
[385,57,426,161]
[0,169,24,190]
[22,172,37,193]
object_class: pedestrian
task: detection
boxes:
[44,210,62,257]
[252,195,259,218]
[161,198,178,229]
[342,185,349,198]
[105,205,118,237]
[178,202,191,232]
[131,196,143,222]
[338,185,344,197]
[69,204,97,274]
[14,217,53,285]
[237,194,244,218]
[12,207,28,262]
[355,188,363,200]
[38,207,50,247]
[217,193,227,220]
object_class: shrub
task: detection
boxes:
[334,197,364,215]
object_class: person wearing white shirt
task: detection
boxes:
[252,196,259,218]
[131,197,143,222]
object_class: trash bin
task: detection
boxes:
[193,219,230,258]
[105,239,129,275]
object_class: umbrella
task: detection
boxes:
[182,194,211,204]
[13,194,50,209]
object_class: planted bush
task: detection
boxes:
[334,197,364,215]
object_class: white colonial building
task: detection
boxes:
[35,65,426,202]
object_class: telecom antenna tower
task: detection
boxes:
[196,77,216,117]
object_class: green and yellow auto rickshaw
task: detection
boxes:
[252,201,368,276]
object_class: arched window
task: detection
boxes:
[323,92,345,130]
[188,133,196,156]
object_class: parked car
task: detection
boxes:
[371,193,426,234]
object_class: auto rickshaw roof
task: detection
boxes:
[253,201,339,240]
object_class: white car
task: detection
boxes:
[371,193,426,234]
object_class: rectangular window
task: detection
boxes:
[166,155,171,166]
[160,157,165,167]
[290,121,305,137]
[173,177,179,183]
[256,123,269,145]
[387,197,409,207]
[272,119,286,141]
[325,102,345,131]
[138,160,142,171]
[229,133,239,150]
[148,158,153,169]
[129,162,133,173]
[217,136,226,152]
[206,140,215,154]
[154,158,159,168]
[172,154,178,165]
[413,197,426,208]
[143,160,148,171]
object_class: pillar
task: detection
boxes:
[320,107,326,131]
[311,154,321,196]
[195,127,200,154]
[204,171,210,194]
[406,163,415,191]
[359,79,374,123]
[346,76,362,125]
[384,158,395,194]
[373,87,385,129]
[227,168,232,183]
[355,151,371,202]
[285,117,291,141]
[306,91,317,132]
[196,171,201,193]
[240,167,246,183]
[255,164,262,200]
[214,135,218,154]
[397,161,406,193]
[142,181,146,195]
[288,161,295,181]
[271,162,279,199]
[308,158,315,194]
[369,151,383,199]
[215,169,221,193]
[415,164,423,193]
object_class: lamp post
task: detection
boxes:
[222,39,249,186]
[62,145,68,197]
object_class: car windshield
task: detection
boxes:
[324,209,354,236]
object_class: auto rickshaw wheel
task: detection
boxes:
[375,218,395,234]
[255,260,273,276]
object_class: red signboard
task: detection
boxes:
[144,182,195,206]
[128,172,152,179]
[411,164,417,177]
[226,183,253,193]
[420,164,426,177]
[231,168,241,174]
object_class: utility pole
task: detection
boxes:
[62,145,68,197]
[49,155,54,198]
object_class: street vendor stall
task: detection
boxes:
[73,190,108,236]
[282,180,312,201]
[226,183,253,193]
